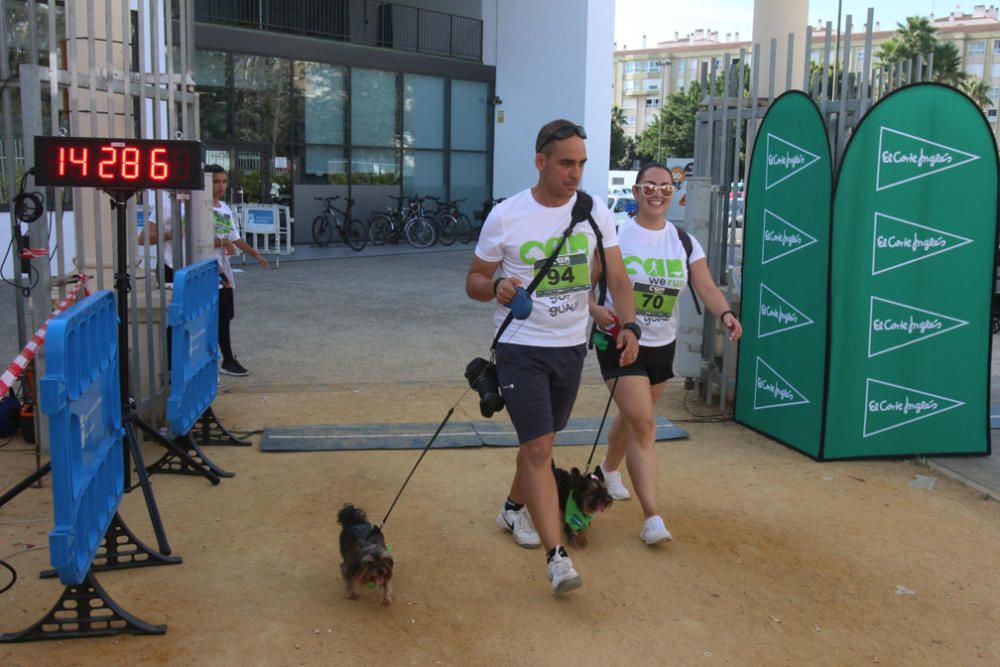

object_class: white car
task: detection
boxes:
[607,194,635,226]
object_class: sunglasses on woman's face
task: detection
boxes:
[638,183,675,196]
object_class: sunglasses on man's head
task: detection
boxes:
[535,124,587,153]
[637,183,675,196]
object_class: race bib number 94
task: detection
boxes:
[534,253,589,297]
[634,282,679,317]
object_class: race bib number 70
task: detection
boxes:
[534,253,589,297]
[634,282,679,317]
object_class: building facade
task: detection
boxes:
[613,4,1000,138]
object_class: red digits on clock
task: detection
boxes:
[150,147,168,180]
[67,147,88,176]
[98,146,117,179]
[121,147,140,179]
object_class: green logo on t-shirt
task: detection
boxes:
[623,255,683,279]
[213,210,234,235]
[518,233,589,264]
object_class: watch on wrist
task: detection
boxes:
[622,322,642,340]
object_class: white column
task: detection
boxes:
[492,0,614,199]
[752,0,809,95]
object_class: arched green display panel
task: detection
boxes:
[735,91,833,457]
[823,84,996,458]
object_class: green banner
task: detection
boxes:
[735,91,833,456]
[824,84,996,458]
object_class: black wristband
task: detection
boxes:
[493,277,505,296]
[622,322,642,341]
[720,309,735,323]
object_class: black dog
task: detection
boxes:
[337,504,394,606]
[552,463,613,547]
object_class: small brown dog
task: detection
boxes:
[552,463,614,547]
[338,504,394,606]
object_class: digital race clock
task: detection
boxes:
[33,136,204,190]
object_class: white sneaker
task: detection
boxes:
[640,515,673,545]
[547,551,583,596]
[496,505,541,548]
[599,465,631,500]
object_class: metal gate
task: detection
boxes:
[2,0,199,450]
[688,8,943,409]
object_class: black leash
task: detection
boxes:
[584,374,618,474]
[379,406,456,527]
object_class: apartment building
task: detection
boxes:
[613,4,1000,137]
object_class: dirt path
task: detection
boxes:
[2,381,999,666]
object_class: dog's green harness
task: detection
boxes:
[564,492,592,531]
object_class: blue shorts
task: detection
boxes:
[495,343,586,444]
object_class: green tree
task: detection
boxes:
[609,106,629,168]
[875,16,966,86]
[637,84,702,160]
[961,77,994,109]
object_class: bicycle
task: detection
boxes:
[426,196,472,245]
[471,197,505,242]
[312,196,368,251]
[368,194,409,246]
[401,196,437,249]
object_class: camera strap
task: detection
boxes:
[491,191,601,351]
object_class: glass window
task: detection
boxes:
[967,63,984,78]
[351,68,397,147]
[994,39,1000,54]
[643,79,660,91]
[296,61,346,145]
[232,54,291,143]
[205,149,231,172]
[450,152,488,209]
[304,146,348,184]
[351,148,399,185]
[625,62,636,73]
[969,40,986,55]
[403,74,445,149]
[199,88,230,140]
[403,150,445,199]
[450,80,489,151]
[194,49,227,87]
[623,80,637,91]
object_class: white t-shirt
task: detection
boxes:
[212,202,241,288]
[604,217,706,346]
[475,189,619,347]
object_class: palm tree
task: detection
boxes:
[961,77,994,109]
[932,42,967,86]
[895,16,937,56]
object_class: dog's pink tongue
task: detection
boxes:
[597,504,606,513]
[375,576,385,584]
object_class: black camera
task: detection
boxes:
[465,357,505,418]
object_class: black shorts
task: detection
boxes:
[595,334,676,386]
[495,343,586,444]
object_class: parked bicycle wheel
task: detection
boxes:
[404,216,437,249]
[436,214,459,246]
[455,213,474,244]
[312,215,334,247]
[368,214,391,246]
[345,218,368,252]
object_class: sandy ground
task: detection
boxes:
[1,377,999,666]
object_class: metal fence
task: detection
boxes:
[689,8,946,409]
[2,0,199,447]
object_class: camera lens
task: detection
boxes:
[465,358,505,418]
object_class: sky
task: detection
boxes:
[614,0,960,50]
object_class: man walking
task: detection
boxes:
[466,119,641,595]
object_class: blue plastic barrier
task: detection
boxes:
[166,259,219,436]
[39,291,124,585]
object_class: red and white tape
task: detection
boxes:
[0,276,90,396]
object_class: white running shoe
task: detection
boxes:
[496,505,541,548]
[598,465,631,501]
[547,550,583,596]
[641,515,673,545]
